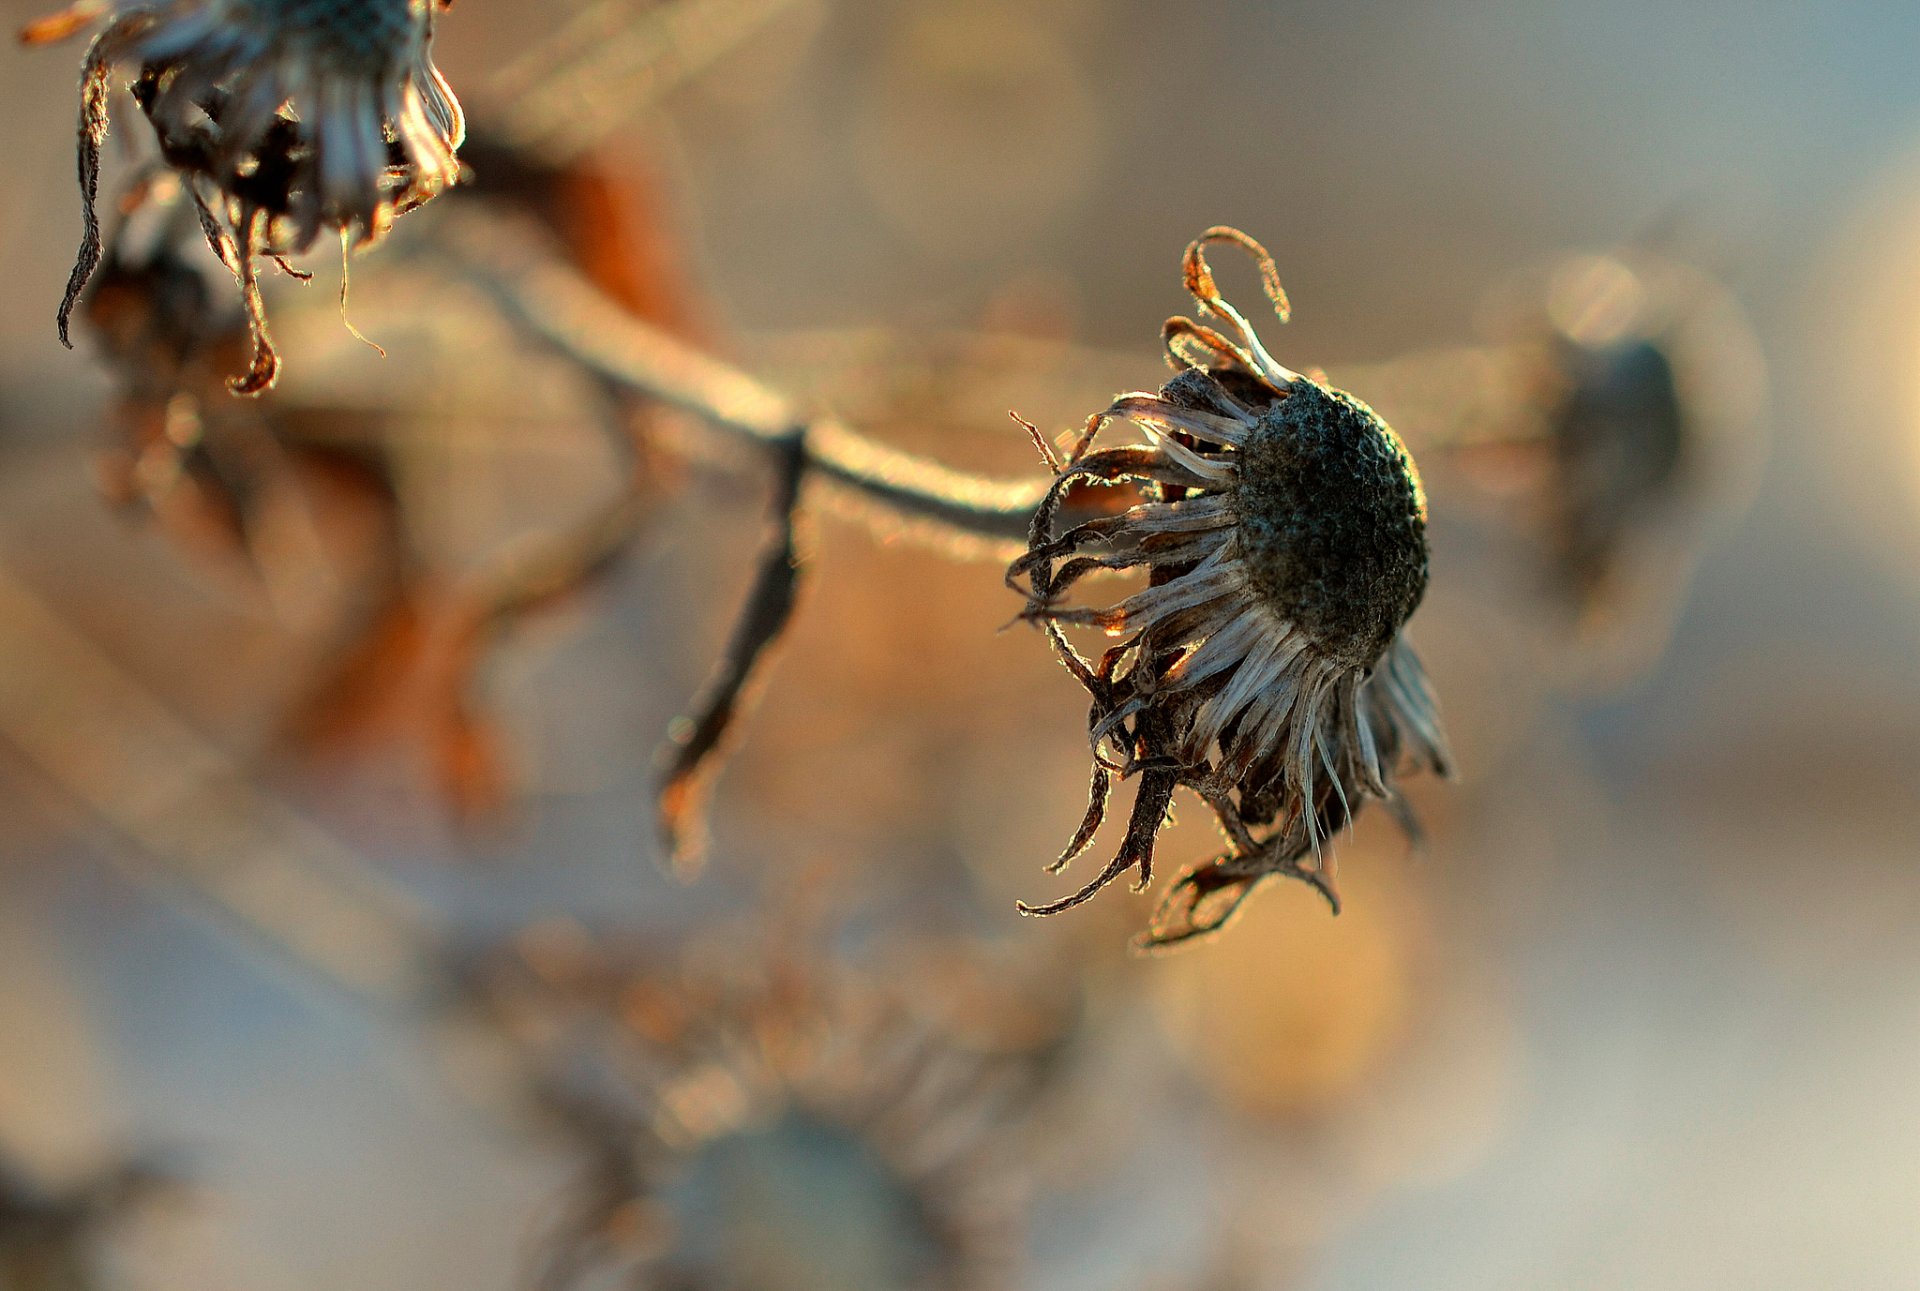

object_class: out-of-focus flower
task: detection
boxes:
[1541,332,1687,614]
[1010,228,1449,948]
[1411,250,1765,679]
[1525,254,1714,639]
[458,923,1042,1291]
[23,0,466,392]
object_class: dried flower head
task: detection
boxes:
[1010,227,1450,947]
[24,0,466,392]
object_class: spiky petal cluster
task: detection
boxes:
[1011,228,1449,947]
[26,0,465,392]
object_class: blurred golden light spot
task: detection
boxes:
[600,1197,673,1259]
[1150,858,1421,1119]
[1801,149,1920,574]
[1546,255,1646,349]
[658,1063,757,1146]
[849,6,1102,257]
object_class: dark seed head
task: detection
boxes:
[1228,377,1430,666]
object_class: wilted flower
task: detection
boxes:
[1010,228,1449,947]
[24,0,466,392]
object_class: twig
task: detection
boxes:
[429,212,1123,852]
[732,323,1549,443]
[655,431,808,871]
[432,213,1056,549]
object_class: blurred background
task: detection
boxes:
[2,1,1920,1288]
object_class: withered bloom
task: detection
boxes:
[1011,228,1449,947]
[24,0,465,392]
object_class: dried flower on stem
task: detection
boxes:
[436,217,1459,894]
[24,0,466,392]
[1011,228,1450,948]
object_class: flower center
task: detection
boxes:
[1230,380,1430,666]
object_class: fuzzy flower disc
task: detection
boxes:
[1229,378,1429,667]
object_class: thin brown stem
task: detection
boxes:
[655,430,809,872]
[433,213,1056,547]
